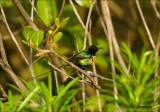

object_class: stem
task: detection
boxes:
[136,0,155,49]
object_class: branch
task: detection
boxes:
[69,0,85,29]
[11,0,68,83]
[12,0,38,30]
[88,18,102,111]
[136,0,155,49]
[0,3,29,66]
[0,84,8,98]
[100,0,128,76]
[0,58,27,92]
[82,0,95,50]
[151,0,160,19]
[28,0,48,29]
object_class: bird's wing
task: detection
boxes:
[68,53,89,62]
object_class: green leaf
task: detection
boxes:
[60,17,69,28]
[52,32,63,46]
[75,0,94,8]
[22,26,35,41]
[30,30,44,47]
[1,0,13,8]
[37,0,57,25]
[55,18,59,27]
[18,87,40,111]
[8,90,13,110]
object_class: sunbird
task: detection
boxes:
[28,45,103,80]
[59,45,104,69]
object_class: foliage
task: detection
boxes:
[0,78,82,111]
[101,44,160,111]
[0,0,160,112]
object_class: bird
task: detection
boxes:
[28,45,103,81]
[58,45,104,69]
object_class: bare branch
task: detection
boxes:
[28,0,48,29]
[88,18,102,112]
[136,0,155,49]
[12,0,38,30]
[100,0,128,76]
[82,1,95,50]
[0,58,27,92]
[0,3,29,66]
[151,0,160,19]
[69,0,85,29]
[0,84,8,98]
[54,71,59,94]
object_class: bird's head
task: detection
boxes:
[87,45,104,55]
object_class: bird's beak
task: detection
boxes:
[98,47,104,50]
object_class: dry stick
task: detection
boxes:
[101,1,128,76]
[136,0,156,49]
[12,0,38,30]
[82,1,95,111]
[69,0,85,29]
[99,1,119,108]
[0,58,28,92]
[44,59,92,86]
[0,33,27,92]
[28,0,48,28]
[154,28,160,104]
[76,71,93,87]
[88,19,102,112]
[29,0,37,83]
[74,35,85,111]
[151,0,160,20]
[82,0,95,50]
[0,33,9,67]
[54,71,59,94]
[0,84,8,98]
[0,4,29,66]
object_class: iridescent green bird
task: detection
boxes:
[59,45,104,69]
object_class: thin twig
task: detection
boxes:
[100,1,119,108]
[29,0,37,83]
[136,0,155,49]
[44,59,92,86]
[28,0,48,28]
[0,84,8,98]
[154,28,160,103]
[12,0,38,30]
[0,3,29,66]
[0,33,9,66]
[151,0,160,19]
[54,71,59,94]
[100,1,128,77]
[0,58,27,92]
[82,0,95,50]
[88,18,102,112]
[69,0,85,29]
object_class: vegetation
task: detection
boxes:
[0,0,160,111]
